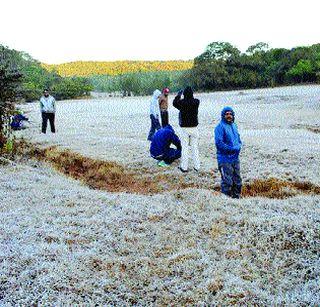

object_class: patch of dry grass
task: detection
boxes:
[242,178,320,199]
[291,124,320,134]
[17,140,160,195]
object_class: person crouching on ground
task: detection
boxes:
[40,89,56,134]
[11,109,29,130]
[214,106,242,198]
[159,87,170,127]
[173,86,200,172]
[150,124,182,167]
[147,89,162,141]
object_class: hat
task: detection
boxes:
[163,88,170,94]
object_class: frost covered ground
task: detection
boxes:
[1,85,319,305]
[18,84,320,184]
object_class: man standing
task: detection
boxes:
[214,106,242,198]
[150,124,181,167]
[173,86,200,172]
[40,89,56,134]
[147,89,162,141]
[159,87,170,127]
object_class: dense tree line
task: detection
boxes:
[90,42,320,95]
[184,42,320,91]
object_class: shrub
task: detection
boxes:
[52,77,93,100]
[0,45,23,152]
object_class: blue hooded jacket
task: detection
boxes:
[214,106,242,163]
[150,125,181,157]
[10,114,28,130]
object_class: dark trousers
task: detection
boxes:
[147,114,161,141]
[218,161,242,198]
[160,110,169,127]
[42,112,55,133]
[153,148,181,164]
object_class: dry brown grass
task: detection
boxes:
[17,140,161,195]
[307,127,320,134]
[291,124,320,134]
[242,177,320,199]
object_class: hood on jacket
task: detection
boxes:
[221,106,235,123]
[152,89,162,100]
[183,86,194,100]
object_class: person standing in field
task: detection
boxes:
[159,87,170,127]
[173,86,200,172]
[214,106,242,198]
[147,89,162,141]
[40,89,56,134]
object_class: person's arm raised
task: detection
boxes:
[173,90,183,110]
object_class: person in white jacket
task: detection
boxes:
[147,89,162,141]
[40,89,56,134]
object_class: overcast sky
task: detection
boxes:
[1,0,319,64]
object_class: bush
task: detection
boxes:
[286,59,315,83]
[52,77,93,100]
[0,45,23,152]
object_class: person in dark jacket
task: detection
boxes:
[173,86,200,172]
[150,124,182,167]
[214,106,242,198]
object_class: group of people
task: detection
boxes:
[13,87,242,199]
[148,86,200,171]
[148,86,242,199]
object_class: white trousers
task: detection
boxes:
[180,127,200,171]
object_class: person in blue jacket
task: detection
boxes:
[150,124,182,167]
[214,106,242,198]
[10,110,29,130]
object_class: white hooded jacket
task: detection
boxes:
[149,89,161,117]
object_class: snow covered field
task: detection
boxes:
[1,85,319,305]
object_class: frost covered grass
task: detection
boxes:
[0,163,319,305]
[1,85,319,304]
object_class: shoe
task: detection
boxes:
[178,166,188,173]
[158,161,169,167]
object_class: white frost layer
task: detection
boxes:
[17,85,320,184]
[0,162,319,305]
